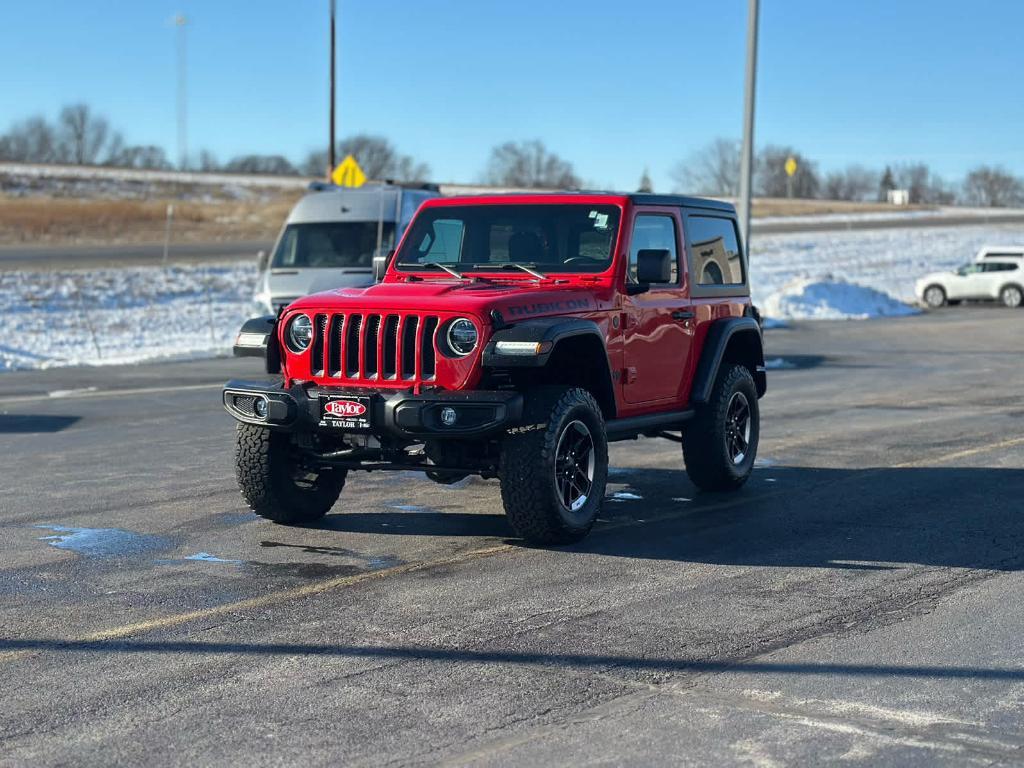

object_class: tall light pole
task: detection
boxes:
[174,14,188,170]
[327,0,337,179]
[737,0,759,253]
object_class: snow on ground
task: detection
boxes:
[3,221,1024,372]
[1,263,257,371]
[762,278,917,320]
[755,206,1024,226]
[750,222,1024,320]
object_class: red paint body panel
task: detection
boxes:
[278,194,749,419]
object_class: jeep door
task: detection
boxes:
[621,208,693,405]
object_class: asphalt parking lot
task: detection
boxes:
[1,307,1023,766]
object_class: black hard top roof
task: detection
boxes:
[628,193,736,213]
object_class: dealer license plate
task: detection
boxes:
[319,395,373,430]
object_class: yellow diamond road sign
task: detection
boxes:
[332,155,367,187]
[784,156,798,178]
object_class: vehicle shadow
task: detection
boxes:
[574,464,1024,572]
[0,414,80,433]
[313,464,1024,572]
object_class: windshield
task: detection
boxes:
[271,221,396,269]
[956,263,982,276]
[394,204,621,274]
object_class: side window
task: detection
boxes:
[687,216,744,286]
[413,219,464,263]
[628,215,679,284]
[986,262,1019,272]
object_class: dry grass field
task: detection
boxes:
[0,191,926,248]
[0,194,302,247]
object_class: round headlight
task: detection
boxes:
[287,314,314,352]
[446,318,478,356]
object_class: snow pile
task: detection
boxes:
[0,263,258,371]
[749,221,1024,321]
[762,277,917,321]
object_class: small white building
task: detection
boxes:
[887,188,910,205]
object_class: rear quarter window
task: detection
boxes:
[684,214,747,295]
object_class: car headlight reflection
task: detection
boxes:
[446,318,478,356]
[287,314,314,353]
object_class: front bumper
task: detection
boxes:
[222,379,523,440]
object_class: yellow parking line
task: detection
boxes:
[4,434,1019,665]
[893,436,1024,468]
[0,544,514,663]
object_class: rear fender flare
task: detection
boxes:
[691,317,766,403]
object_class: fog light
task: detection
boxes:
[440,407,458,426]
[254,397,268,419]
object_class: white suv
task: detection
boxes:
[916,249,1024,309]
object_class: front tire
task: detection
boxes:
[923,285,947,308]
[683,364,759,492]
[499,387,608,545]
[235,424,346,524]
[1000,285,1023,308]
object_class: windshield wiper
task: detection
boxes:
[472,262,547,279]
[420,262,464,279]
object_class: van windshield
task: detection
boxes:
[272,222,395,269]
[394,204,621,274]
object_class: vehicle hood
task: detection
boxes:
[288,279,613,321]
[263,268,375,300]
[916,271,954,285]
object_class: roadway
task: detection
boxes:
[1,308,1023,766]
[0,240,271,269]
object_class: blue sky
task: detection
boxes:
[2,1,1022,190]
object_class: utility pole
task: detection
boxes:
[737,0,759,254]
[174,14,188,170]
[327,0,337,179]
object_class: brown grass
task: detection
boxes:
[0,193,302,247]
[0,193,930,248]
[750,197,933,217]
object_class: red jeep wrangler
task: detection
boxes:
[224,193,766,544]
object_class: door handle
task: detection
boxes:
[671,310,695,321]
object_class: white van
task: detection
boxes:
[253,182,440,315]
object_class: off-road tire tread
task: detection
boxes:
[499,387,607,545]
[235,424,345,524]
[683,364,758,492]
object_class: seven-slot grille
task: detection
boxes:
[309,313,440,382]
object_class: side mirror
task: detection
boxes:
[373,249,395,282]
[634,248,672,286]
[257,249,270,272]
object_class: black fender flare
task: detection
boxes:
[691,317,766,404]
[232,315,281,374]
[483,317,607,369]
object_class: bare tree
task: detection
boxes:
[0,116,60,162]
[483,140,580,188]
[58,104,111,164]
[198,150,220,172]
[303,134,430,181]
[890,163,955,204]
[637,168,654,193]
[757,146,819,198]
[822,165,878,201]
[963,165,1024,207]
[108,144,173,170]
[878,166,896,201]
[670,138,740,195]
[224,154,299,175]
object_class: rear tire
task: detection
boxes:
[923,285,946,308]
[1000,285,1023,308]
[235,424,346,524]
[683,364,759,492]
[499,387,608,545]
